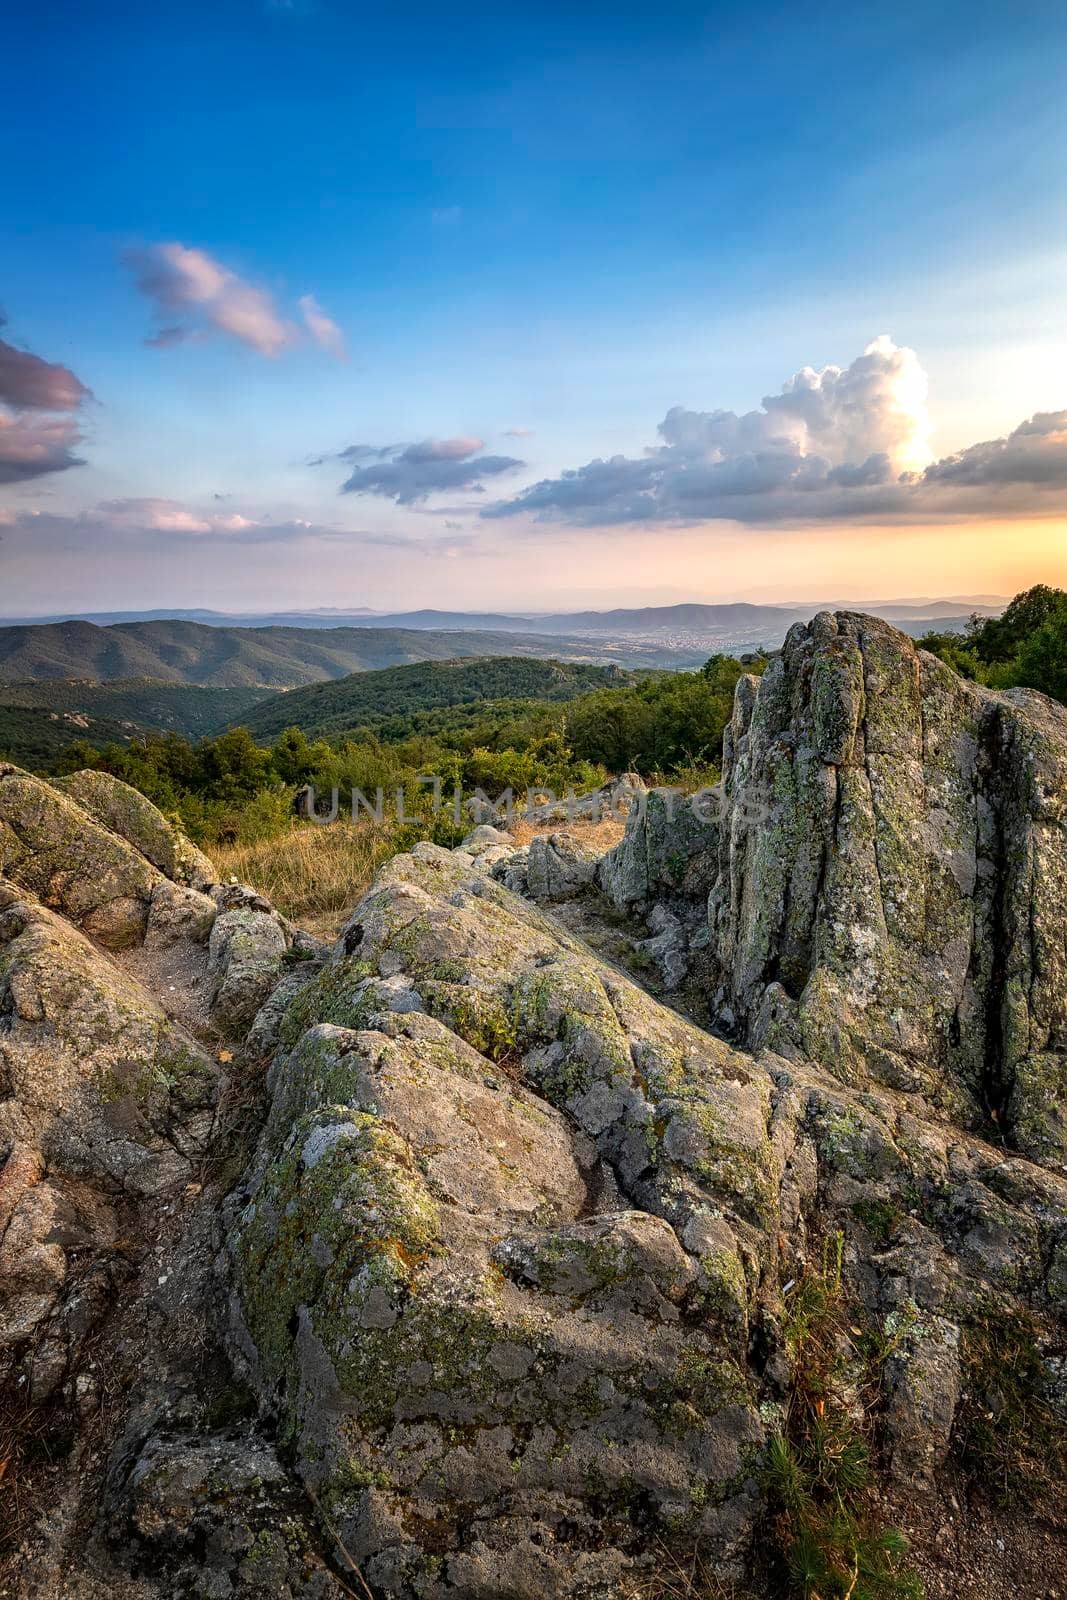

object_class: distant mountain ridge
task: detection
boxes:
[0,597,1004,633]
[0,618,703,689]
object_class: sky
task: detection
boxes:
[3,0,1067,615]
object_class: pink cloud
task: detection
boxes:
[127,243,345,360]
[0,410,85,483]
[299,294,346,359]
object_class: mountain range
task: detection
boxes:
[0,618,698,689]
[0,598,1003,634]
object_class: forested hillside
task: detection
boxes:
[238,657,644,741]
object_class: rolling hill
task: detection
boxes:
[0,619,689,688]
[0,598,1004,633]
[0,679,274,738]
[236,657,645,742]
[0,680,281,768]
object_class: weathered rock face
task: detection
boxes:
[52,770,217,891]
[0,763,216,948]
[599,786,720,915]
[702,612,1067,1170]
[0,879,218,1397]
[223,841,1067,1596]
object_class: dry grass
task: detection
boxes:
[509,814,626,851]
[622,1545,758,1599]
[214,820,401,939]
[214,811,628,943]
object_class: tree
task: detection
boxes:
[1015,610,1067,704]
[971,585,1067,664]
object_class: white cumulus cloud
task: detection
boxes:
[484,336,1067,526]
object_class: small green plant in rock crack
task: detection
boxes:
[448,990,522,1066]
[762,1233,924,1600]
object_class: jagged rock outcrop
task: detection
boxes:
[0,766,232,1403]
[0,877,218,1398]
[223,841,1067,1596]
[1,761,171,948]
[699,612,1067,1170]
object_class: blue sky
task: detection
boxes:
[3,0,1067,611]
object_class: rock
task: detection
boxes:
[524,831,600,901]
[208,905,289,1037]
[635,903,690,990]
[460,825,514,853]
[0,882,217,1388]
[489,844,530,895]
[525,771,645,825]
[598,786,720,913]
[0,763,163,947]
[145,881,218,948]
[883,1315,962,1488]
[703,612,1067,1168]
[111,1432,348,1597]
[52,770,217,890]
[222,836,1067,1595]
[227,1009,764,1596]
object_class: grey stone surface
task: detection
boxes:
[701,611,1067,1169]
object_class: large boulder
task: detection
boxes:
[599,786,720,913]
[704,611,1067,1169]
[52,770,217,890]
[525,831,601,901]
[0,762,163,947]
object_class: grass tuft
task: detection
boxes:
[764,1234,924,1600]
[953,1302,1065,1505]
[213,820,408,939]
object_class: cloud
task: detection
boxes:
[431,207,462,226]
[0,497,471,554]
[921,410,1067,487]
[503,427,534,438]
[329,436,525,503]
[0,413,86,483]
[127,243,291,356]
[299,294,347,359]
[484,337,1067,527]
[0,317,92,412]
[485,336,941,526]
[126,243,345,360]
[0,316,92,483]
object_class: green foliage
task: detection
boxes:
[764,1235,923,1600]
[923,585,1067,705]
[240,656,647,742]
[968,585,1067,665]
[1015,606,1067,703]
[19,646,760,848]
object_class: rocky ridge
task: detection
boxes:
[0,612,1063,1599]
